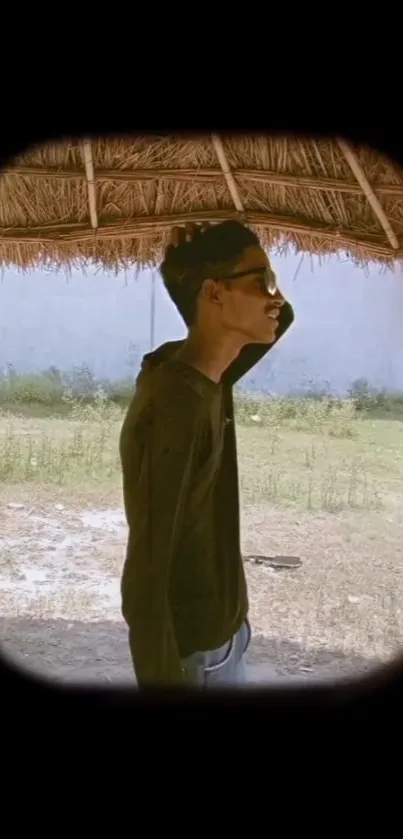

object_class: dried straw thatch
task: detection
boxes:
[1,133,403,271]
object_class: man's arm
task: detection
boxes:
[222,300,295,387]
[120,379,203,687]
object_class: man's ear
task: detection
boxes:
[200,278,222,307]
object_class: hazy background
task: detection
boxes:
[1,250,402,396]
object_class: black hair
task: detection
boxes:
[159,220,260,326]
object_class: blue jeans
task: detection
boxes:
[180,619,251,687]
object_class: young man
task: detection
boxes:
[120,220,294,688]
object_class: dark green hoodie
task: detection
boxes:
[120,302,294,685]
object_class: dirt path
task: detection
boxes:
[0,498,392,686]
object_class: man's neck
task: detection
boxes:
[176,326,245,384]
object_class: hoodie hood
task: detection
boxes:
[140,340,183,370]
[135,340,184,386]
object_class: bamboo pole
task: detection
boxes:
[337,138,399,250]
[211,134,244,212]
[81,141,98,230]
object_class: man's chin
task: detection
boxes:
[242,322,279,344]
[261,322,278,343]
[249,331,278,345]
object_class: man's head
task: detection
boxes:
[160,220,284,345]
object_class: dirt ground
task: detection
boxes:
[1,484,398,687]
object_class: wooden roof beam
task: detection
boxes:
[81,141,98,230]
[337,138,399,250]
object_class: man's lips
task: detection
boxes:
[266,307,280,320]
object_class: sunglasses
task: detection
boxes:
[218,265,278,296]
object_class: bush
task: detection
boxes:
[2,365,403,427]
[0,373,64,405]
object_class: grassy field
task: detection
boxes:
[1,387,402,509]
[1,377,403,678]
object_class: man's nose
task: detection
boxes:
[267,288,285,306]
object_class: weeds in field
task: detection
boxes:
[0,391,121,485]
[234,391,358,438]
[240,453,381,514]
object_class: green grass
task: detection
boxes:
[1,382,403,516]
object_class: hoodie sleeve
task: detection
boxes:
[222,300,295,387]
[120,377,204,687]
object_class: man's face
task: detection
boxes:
[218,245,285,344]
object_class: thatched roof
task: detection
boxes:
[1,134,403,271]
